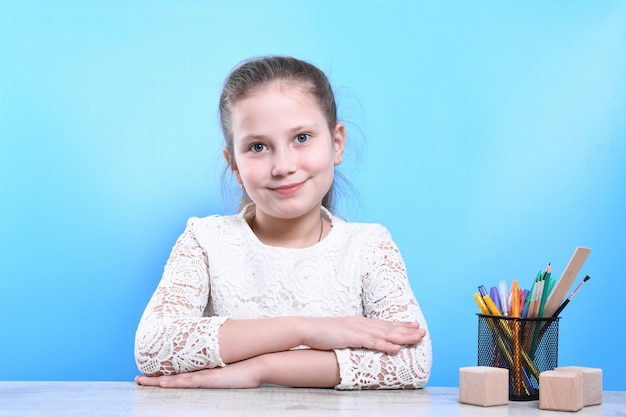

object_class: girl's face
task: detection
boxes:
[225,82,345,221]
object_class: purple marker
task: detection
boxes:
[478,285,489,297]
[490,286,502,314]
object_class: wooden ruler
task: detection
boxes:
[543,247,592,317]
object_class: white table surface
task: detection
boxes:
[0,382,624,416]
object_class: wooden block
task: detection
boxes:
[459,366,509,407]
[556,366,602,406]
[539,370,584,412]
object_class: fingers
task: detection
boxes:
[364,320,427,352]
[136,375,172,387]
[135,375,163,387]
[305,317,426,353]
[391,321,426,343]
[136,364,262,389]
[136,373,199,388]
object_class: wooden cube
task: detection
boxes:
[556,366,602,406]
[539,370,584,412]
[459,366,509,407]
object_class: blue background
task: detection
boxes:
[2,1,625,390]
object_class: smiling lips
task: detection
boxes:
[270,181,306,196]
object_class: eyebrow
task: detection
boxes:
[237,123,322,143]
[288,124,318,134]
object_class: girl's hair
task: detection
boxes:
[219,56,340,212]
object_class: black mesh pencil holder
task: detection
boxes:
[477,314,559,401]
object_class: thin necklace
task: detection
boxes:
[317,215,323,242]
[250,215,324,243]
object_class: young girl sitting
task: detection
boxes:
[134,56,432,390]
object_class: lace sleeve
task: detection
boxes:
[334,231,433,390]
[134,219,228,376]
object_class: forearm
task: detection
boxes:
[218,317,306,364]
[256,349,340,388]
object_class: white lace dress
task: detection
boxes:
[134,204,432,390]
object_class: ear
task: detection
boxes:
[223,147,242,184]
[332,123,346,166]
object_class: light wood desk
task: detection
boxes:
[1,382,624,416]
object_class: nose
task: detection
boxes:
[271,147,297,176]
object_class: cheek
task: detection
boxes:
[308,150,337,180]
[236,157,264,183]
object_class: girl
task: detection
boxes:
[134,56,432,389]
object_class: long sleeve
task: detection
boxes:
[134,219,228,376]
[135,207,432,388]
[333,232,432,390]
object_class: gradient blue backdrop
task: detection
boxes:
[2,1,625,390]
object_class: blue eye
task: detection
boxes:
[295,133,310,143]
[249,143,266,153]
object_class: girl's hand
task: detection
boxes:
[135,359,262,389]
[303,317,426,353]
